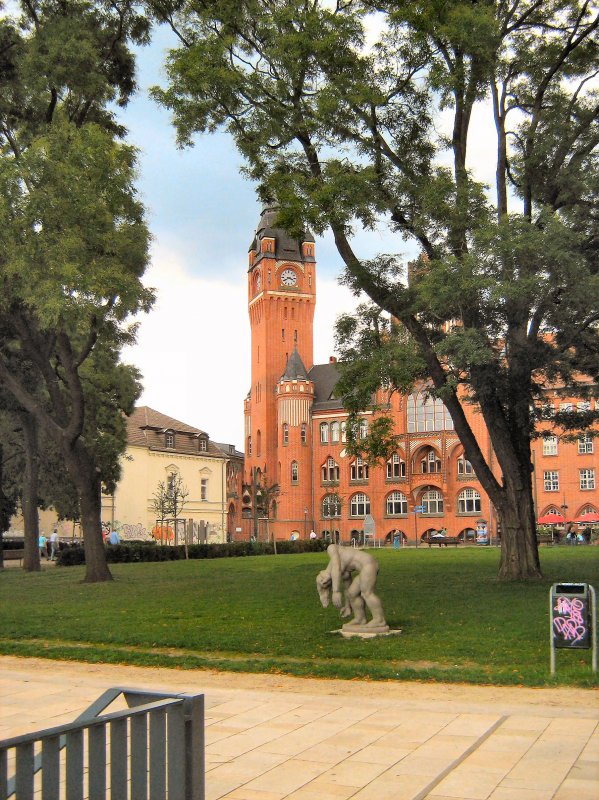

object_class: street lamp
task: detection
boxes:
[304,507,308,539]
[561,500,569,542]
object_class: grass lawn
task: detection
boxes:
[1,547,598,687]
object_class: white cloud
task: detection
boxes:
[123,244,358,449]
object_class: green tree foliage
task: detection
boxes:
[0,1,153,581]
[152,0,599,579]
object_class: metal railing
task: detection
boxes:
[0,687,205,800]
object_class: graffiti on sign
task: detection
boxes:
[553,595,589,649]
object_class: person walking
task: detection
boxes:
[49,529,59,560]
[38,532,48,560]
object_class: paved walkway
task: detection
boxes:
[0,657,597,800]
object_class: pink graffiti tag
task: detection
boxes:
[553,597,587,644]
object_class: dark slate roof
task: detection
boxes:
[126,406,224,456]
[249,204,315,266]
[308,363,344,410]
[280,348,309,381]
[127,406,206,441]
[213,442,244,459]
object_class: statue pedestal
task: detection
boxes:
[332,627,402,639]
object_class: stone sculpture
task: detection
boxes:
[316,544,389,634]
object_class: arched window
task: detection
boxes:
[458,488,481,513]
[350,457,369,481]
[321,457,340,483]
[247,435,252,455]
[282,423,289,445]
[291,461,299,483]
[341,421,347,442]
[319,422,329,444]
[386,453,406,479]
[301,423,307,444]
[330,421,341,443]
[422,489,444,514]
[256,430,262,457]
[420,448,441,473]
[386,491,408,515]
[350,493,370,517]
[322,494,341,518]
[408,393,454,432]
[457,455,473,475]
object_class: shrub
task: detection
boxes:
[55,538,328,566]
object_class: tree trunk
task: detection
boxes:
[497,469,541,581]
[64,440,112,583]
[21,416,41,572]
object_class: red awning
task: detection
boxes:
[537,513,566,525]
[573,512,599,524]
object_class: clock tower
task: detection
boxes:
[243,205,316,538]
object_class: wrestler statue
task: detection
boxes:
[316,544,389,633]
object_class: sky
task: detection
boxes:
[117,22,499,450]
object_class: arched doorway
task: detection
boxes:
[457,527,476,543]
[227,503,236,542]
[385,529,407,546]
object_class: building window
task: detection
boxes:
[359,419,368,439]
[291,461,299,483]
[320,422,329,444]
[386,453,406,479]
[341,421,347,442]
[322,494,341,518]
[165,431,175,449]
[350,493,370,517]
[542,436,558,456]
[578,433,594,454]
[350,457,369,481]
[386,491,408,515]
[301,423,307,444]
[321,457,340,483]
[247,435,252,455]
[407,393,454,432]
[199,437,207,452]
[201,478,208,501]
[421,449,441,473]
[422,489,444,514]
[282,423,289,446]
[580,469,595,490]
[256,430,261,457]
[458,488,481,513]
[457,455,474,475]
[331,421,341,443]
[544,470,559,491]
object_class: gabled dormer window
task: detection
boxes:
[165,431,175,449]
[199,436,208,452]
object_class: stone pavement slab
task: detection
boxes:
[0,657,597,799]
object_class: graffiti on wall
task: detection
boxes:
[102,520,153,542]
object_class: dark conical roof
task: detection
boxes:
[249,203,315,267]
[280,348,309,381]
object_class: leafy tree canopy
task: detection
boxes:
[152,0,599,579]
[0,0,153,581]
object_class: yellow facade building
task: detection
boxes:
[101,407,243,543]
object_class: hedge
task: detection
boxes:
[56,538,328,566]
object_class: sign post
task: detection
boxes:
[550,582,596,674]
[363,514,376,547]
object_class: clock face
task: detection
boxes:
[280,268,297,287]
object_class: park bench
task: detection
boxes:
[2,549,24,564]
[536,533,557,546]
[427,536,461,547]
